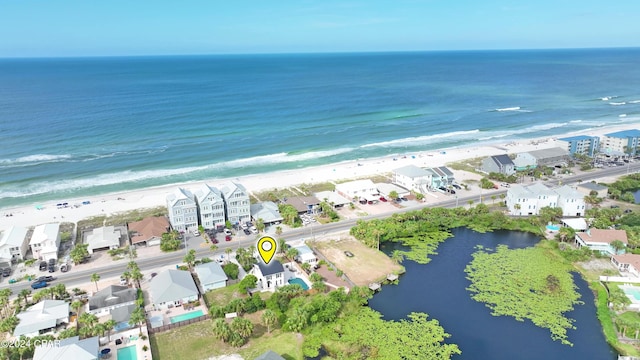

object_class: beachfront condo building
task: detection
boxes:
[0,226,29,265]
[29,223,60,261]
[506,183,585,217]
[480,154,516,176]
[166,188,198,232]
[194,184,226,230]
[220,181,251,226]
[601,129,640,156]
[557,135,600,157]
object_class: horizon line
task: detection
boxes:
[1,45,639,60]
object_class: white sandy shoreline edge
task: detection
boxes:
[2,122,638,229]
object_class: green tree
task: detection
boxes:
[183,249,197,271]
[238,274,257,293]
[71,300,84,331]
[103,319,117,341]
[160,231,182,252]
[79,312,99,338]
[225,248,233,262]
[538,206,563,225]
[285,307,309,332]
[286,247,299,262]
[129,306,146,334]
[230,317,254,339]
[223,263,240,280]
[389,190,399,200]
[261,309,278,333]
[611,239,627,254]
[70,244,89,265]
[256,218,265,233]
[212,318,232,342]
[391,250,405,264]
[275,226,283,236]
[90,273,100,292]
[18,289,31,305]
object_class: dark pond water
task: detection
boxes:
[633,189,640,203]
[368,228,617,360]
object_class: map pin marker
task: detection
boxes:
[257,236,277,264]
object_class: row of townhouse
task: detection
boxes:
[0,223,61,265]
[481,147,572,176]
[166,181,250,232]
[506,182,586,217]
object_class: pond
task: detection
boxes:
[368,228,617,360]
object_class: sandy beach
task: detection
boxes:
[1,122,638,230]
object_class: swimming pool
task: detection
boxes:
[117,345,137,360]
[546,224,560,231]
[623,286,640,301]
[288,278,309,290]
[170,309,204,323]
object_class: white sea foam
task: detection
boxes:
[0,154,73,165]
[629,100,640,104]
[620,114,627,118]
[360,130,481,148]
[494,107,521,112]
[214,148,354,168]
[610,102,626,106]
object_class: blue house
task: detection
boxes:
[557,135,600,157]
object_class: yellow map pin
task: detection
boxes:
[257,236,277,264]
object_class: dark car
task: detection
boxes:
[225,235,232,242]
[39,261,47,271]
[35,276,56,283]
[344,251,354,257]
[1,268,10,277]
[448,189,456,194]
[48,265,56,273]
[452,184,462,189]
[625,209,633,214]
[395,198,402,202]
[31,281,48,289]
[211,238,219,244]
[359,199,367,205]
[400,197,408,201]
[48,258,56,266]
[243,228,251,235]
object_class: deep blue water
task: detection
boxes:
[2,48,640,208]
[368,228,617,360]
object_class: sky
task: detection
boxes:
[1,0,639,57]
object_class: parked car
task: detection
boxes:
[400,197,408,201]
[452,184,462,189]
[448,189,456,194]
[39,261,48,271]
[35,276,56,283]
[223,228,232,236]
[31,281,48,289]
[250,226,258,234]
[243,228,251,235]
[48,258,56,266]
[1,268,10,277]
[120,277,128,286]
[48,265,56,273]
[624,209,633,214]
[359,199,367,205]
[344,251,354,257]
[191,229,200,236]
[395,198,402,202]
[225,235,232,241]
[211,238,219,244]
[60,263,69,272]
[379,196,388,202]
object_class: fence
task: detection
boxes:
[146,314,210,334]
[600,276,640,283]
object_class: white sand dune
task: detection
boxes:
[1,123,638,229]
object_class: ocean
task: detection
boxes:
[1,48,640,209]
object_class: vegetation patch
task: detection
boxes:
[464,245,581,345]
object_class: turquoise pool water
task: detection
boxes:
[546,224,560,231]
[117,345,137,360]
[170,309,204,323]
[288,278,309,290]
[623,287,640,301]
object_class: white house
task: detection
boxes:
[128,216,170,247]
[85,226,122,254]
[149,269,199,310]
[14,300,69,338]
[611,254,640,277]
[335,179,378,201]
[87,285,137,317]
[221,181,251,226]
[560,218,588,232]
[30,223,60,261]
[528,183,559,209]
[252,260,285,291]
[0,226,29,264]
[34,336,99,360]
[294,244,317,265]
[195,262,228,291]
[166,188,198,232]
[194,184,226,230]
[314,191,351,208]
[392,165,432,193]
[575,228,628,255]
[506,184,539,216]
[554,185,586,217]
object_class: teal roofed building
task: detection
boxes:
[602,129,640,156]
[557,135,600,157]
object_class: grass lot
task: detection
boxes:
[202,283,246,308]
[447,157,483,174]
[76,206,166,240]
[312,237,403,286]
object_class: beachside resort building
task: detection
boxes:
[85,226,123,254]
[601,129,640,156]
[575,228,628,255]
[557,135,600,157]
[392,165,432,193]
[166,188,198,232]
[221,181,251,226]
[513,147,571,170]
[14,300,69,338]
[128,216,170,247]
[194,262,228,291]
[611,254,640,277]
[0,226,29,265]
[252,260,285,291]
[506,183,585,217]
[480,154,516,176]
[149,269,199,310]
[30,223,60,261]
[194,184,226,230]
[33,336,99,360]
[335,179,379,202]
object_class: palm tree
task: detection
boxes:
[122,271,132,286]
[391,250,404,264]
[278,238,287,255]
[71,300,84,331]
[210,244,218,254]
[183,249,197,271]
[256,218,265,233]
[275,226,283,237]
[103,319,116,342]
[18,289,31,305]
[129,306,146,335]
[90,273,100,292]
[231,317,254,339]
[286,247,299,262]
[261,309,278,333]
[225,248,233,262]
[212,318,231,342]
[79,312,99,338]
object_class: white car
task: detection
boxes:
[191,229,200,236]
[224,228,232,235]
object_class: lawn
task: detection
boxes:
[202,283,245,308]
[312,237,403,286]
[150,313,303,360]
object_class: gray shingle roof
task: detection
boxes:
[111,304,137,323]
[195,262,228,285]
[149,269,199,305]
[257,260,284,276]
[393,165,430,178]
[491,154,514,166]
[88,285,137,311]
[255,350,285,360]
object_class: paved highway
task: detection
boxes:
[3,163,638,295]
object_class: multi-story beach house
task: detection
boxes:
[575,228,628,255]
[506,183,583,216]
[194,184,226,230]
[601,129,640,156]
[392,165,432,193]
[480,154,516,176]
[611,254,640,277]
[0,226,29,265]
[557,135,600,157]
[30,223,60,261]
[335,179,379,202]
[252,260,285,291]
[220,181,251,226]
[425,166,455,189]
[166,188,198,232]
[513,147,571,170]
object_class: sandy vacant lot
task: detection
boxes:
[312,237,402,286]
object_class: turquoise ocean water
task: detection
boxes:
[1,48,640,208]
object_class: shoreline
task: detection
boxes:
[2,121,639,229]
